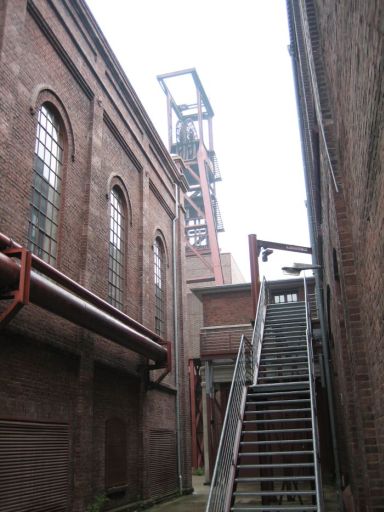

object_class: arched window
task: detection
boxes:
[154,238,165,337]
[28,103,63,264]
[108,186,125,310]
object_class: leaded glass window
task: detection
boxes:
[154,238,165,337]
[28,104,63,263]
[108,187,125,310]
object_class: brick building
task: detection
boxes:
[287,1,384,509]
[0,1,191,510]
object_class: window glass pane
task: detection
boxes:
[108,187,125,310]
[154,238,165,337]
[27,104,63,265]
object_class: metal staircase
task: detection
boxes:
[206,280,323,512]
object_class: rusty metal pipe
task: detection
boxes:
[0,252,167,364]
[0,232,161,344]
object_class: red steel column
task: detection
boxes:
[248,234,260,321]
[197,144,224,285]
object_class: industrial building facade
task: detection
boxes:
[0,0,191,510]
[287,1,384,509]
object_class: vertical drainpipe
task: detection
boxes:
[172,181,183,495]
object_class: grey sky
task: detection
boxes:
[87,0,312,280]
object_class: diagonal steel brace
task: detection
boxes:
[0,248,32,328]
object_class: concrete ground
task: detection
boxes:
[145,476,209,512]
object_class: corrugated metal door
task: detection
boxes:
[0,419,69,511]
[148,429,177,498]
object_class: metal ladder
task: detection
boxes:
[231,301,322,511]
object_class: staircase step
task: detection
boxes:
[258,361,308,369]
[261,345,307,359]
[240,439,313,447]
[242,428,312,435]
[260,356,308,364]
[238,450,314,457]
[268,302,305,308]
[261,351,308,359]
[248,390,310,398]
[265,322,306,329]
[230,503,319,512]
[231,506,317,511]
[230,505,318,512]
[237,463,314,469]
[262,340,307,347]
[266,311,306,318]
[245,408,311,415]
[264,331,307,337]
[251,382,309,393]
[263,336,307,343]
[236,476,315,483]
[257,375,308,382]
[263,332,306,339]
[246,399,310,407]
[261,348,308,356]
[265,319,306,326]
[258,368,308,375]
[233,490,316,497]
[244,417,312,425]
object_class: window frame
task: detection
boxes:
[153,237,166,337]
[273,291,298,304]
[108,186,126,310]
[27,102,64,264]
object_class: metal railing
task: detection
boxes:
[251,278,267,385]
[205,334,252,512]
[304,275,324,511]
[200,324,253,359]
[205,279,266,512]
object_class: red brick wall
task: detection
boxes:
[290,1,384,508]
[0,0,190,509]
[93,365,141,504]
[202,289,253,327]
[315,2,384,508]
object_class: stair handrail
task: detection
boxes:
[205,334,252,512]
[252,277,267,384]
[205,279,266,512]
[304,274,324,511]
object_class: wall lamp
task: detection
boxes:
[282,263,322,276]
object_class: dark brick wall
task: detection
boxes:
[93,365,141,504]
[315,2,384,509]
[289,1,384,508]
[0,0,190,509]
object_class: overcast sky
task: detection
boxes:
[87,0,312,281]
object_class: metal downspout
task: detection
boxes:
[172,182,183,495]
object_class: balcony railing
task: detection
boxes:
[200,324,253,360]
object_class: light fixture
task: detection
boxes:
[282,263,322,276]
[261,248,274,262]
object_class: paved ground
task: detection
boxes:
[145,476,209,512]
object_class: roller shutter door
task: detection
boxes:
[148,429,177,498]
[0,420,69,511]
